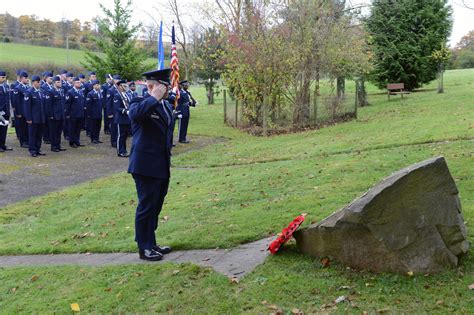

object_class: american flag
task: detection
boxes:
[170,24,180,108]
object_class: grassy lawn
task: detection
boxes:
[0,69,473,313]
[0,42,156,66]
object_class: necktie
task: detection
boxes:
[161,101,170,125]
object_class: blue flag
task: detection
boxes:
[157,21,165,70]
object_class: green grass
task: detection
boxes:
[0,42,156,66]
[0,69,473,313]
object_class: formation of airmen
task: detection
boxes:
[0,69,197,157]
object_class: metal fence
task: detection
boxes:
[223,85,358,135]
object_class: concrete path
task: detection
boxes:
[0,237,273,279]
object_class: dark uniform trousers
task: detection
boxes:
[48,119,63,150]
[117,124,130,155]
[43,122,50,143]
[178,113,189,142]
[63,118,69,140]
[110,120,118,147]
[15,116,28,145]
[103,108,110,133]
[0,124,7,148]
[90,119,102,142]
[28,123,43,154]
[69,118,82,145]
[132,174,169,250]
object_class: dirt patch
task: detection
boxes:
[0,132,225,208]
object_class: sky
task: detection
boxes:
[2,0,474,47]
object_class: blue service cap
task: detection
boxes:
[79,73,85,79]
[72,76,80,82]
[66,72,74,78]
[112,74,121,80]
[43,71,53,78]
[128,81,135,86]
[88,71,96,76]
[16,69,23,76]
[60,69,68,75]
[53,76,61,82]
[179,80,189,85]
[20,71,29,78]
[31,75,41,82]
[105,73,111,79]
[142,68,171,84]
[91,79,100,85]
[0,70,6,76]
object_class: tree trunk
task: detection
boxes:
[337,77,345,98]
[437,63,444,93]
[357,77,368,107]
[293,72,311,126]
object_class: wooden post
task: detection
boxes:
[313,88,318,124]
[235,99,239,128]
[354,80,358,119]
[223,89,227,124]
[263,95,267,137]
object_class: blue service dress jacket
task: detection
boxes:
[127,96,173,179]
[85,90,103,119]
[65,88,85,119]
[113,91,131,125]
[0,82,11,119]
[24,87,45,124]
[44,87,65,120]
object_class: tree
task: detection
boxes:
[194,27,225,104]
[82,0,151,80]
[366,0,452,90]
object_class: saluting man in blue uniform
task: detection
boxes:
[24,75,46,157]
[45,76,66,152]
[101,74,113,135]
[106,75,121,148]
[114,79,131,157]
[65,77,85,148]
[85,79,103,144]
[0,70,13,152]
[40,71,54,145]
[128,68,173,261]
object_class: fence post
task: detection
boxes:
[223,89,227,124]
[235,99,239,127]
[313,88,318,124]
[263,95,267,137]
[354,80,358,119]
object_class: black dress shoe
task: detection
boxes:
[97,140,103,143]
[70,143,78,148]
[91,140,99,144]
[179,140,190,144]
[59,147,67,151]
[118,153,129,158]
[2,146,13,151]
[77,143,85,147]
[37,152,46,156]
[153,245,172,255]
[21,144,29,148]
[52,148,60,152]
[31,153,38,157]
[139,249,163,261]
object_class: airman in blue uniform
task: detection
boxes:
[127,81,138,99]
[65,77,85,148]
[128,68,173,261]
[114,79,131,157]
[106,75,121,148]
[102,74,113,135]
[40,71,54,145]
[176,80,197,143]
[11,71,30,147]
[44,76,66,152]
[9,70,22,141]
[0,70,12,152]
[85,79,103,144]
[24,75,46,157]
[62,72,74,141]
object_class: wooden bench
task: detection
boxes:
[387,83,410,100]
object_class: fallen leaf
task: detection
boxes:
[377,308,390,313]
[104,288,112,292]
[230,277,239,284]
[436,300,444,306]
[172,270,180,275]
[468,284,474,290]
[291,308,304,314]
[407,271,414,277]
[267,304,279,310]
[10,287,17,293]
[70,303,80,312]
[31,275,39,282]
[335,295,346,304]
[163,216,170,222]
[321,257,330,268]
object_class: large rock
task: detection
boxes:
[294,156,469,273]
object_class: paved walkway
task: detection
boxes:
[0,238,273,279]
